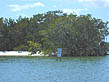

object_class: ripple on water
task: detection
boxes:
[0,56,109,82]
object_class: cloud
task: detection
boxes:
[9,2,45,12]
[52,0,109,7]
[79,0,97,2]
[103,0,109,7]
[78,0,109,7]
[62,8,88,15]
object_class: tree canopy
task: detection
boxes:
[0,10,108,56]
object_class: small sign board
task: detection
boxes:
[57,48,62,57]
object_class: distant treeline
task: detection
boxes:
[0,10,108,56]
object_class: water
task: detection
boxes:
[0,56,109,82]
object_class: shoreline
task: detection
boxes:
[0,51,43,57]
[0,51,108,57]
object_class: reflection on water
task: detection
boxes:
[0,56,109,82]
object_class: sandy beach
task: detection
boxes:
[0,51,43,56]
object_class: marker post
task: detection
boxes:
[56,48,62,61]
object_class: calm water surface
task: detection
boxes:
[0,56,109,82]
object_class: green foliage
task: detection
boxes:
[27,41,41,55]
[0,11,108,56]
[13,45,28,51]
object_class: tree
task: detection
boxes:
[34,12,109,56]
[0,10,108,56]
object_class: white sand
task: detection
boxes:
[0,51,44,56]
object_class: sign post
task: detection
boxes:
[57,48,62,61]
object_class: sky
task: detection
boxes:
[0,0,109,20]
[0,0,109,41]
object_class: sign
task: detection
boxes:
[57,48,62,57]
